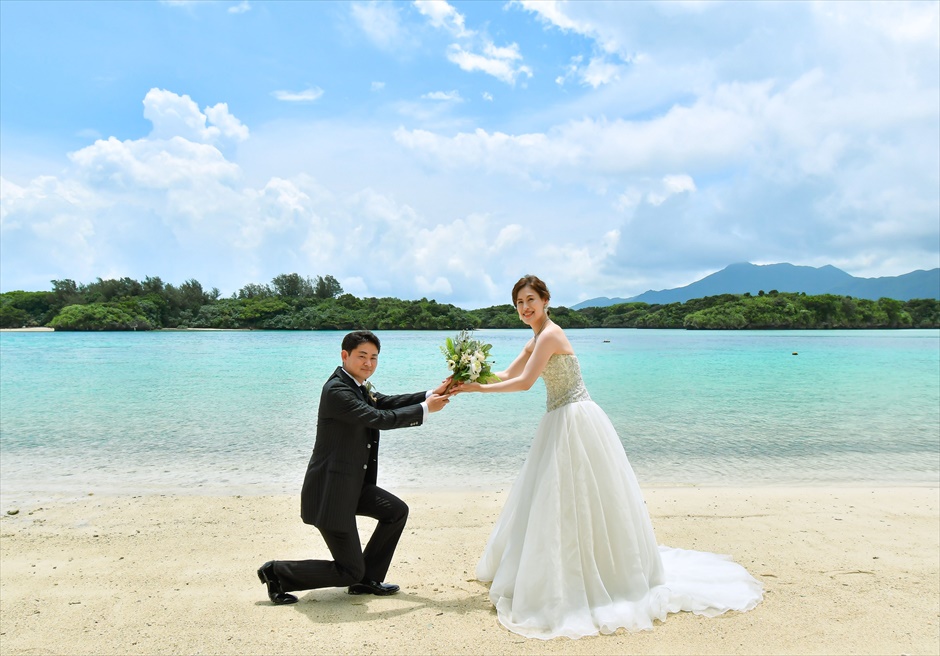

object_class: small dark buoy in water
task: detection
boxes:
[792,352,798,355]
[603,340,610,343]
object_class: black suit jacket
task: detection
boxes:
[300,367,426,530]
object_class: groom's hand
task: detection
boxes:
[432,376,458,396]
[426,393,452,413]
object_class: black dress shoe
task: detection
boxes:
[257,561,298,605]
[347,579,400,596]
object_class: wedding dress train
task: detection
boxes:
[476,354,763,639]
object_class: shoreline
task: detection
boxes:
[1,486,937,655]
[0,326,54,332]
[4,479,939,516]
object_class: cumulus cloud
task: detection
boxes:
[2,85,545,303]
[143,88,249,143]
[2,3,937,305]
[1,90,293,291]
[393,22,938,288]
[68,135,241,190]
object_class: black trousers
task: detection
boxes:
[275,485,408,592]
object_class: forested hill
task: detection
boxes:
[2,274,938,331]
[573,263,940,308]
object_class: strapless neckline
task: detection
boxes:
[541,353,591,412]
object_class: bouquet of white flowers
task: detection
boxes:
[440,330,499,391]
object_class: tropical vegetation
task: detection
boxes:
[1,274,937,331]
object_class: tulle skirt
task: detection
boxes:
[476,400,763,640]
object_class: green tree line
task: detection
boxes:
[1,276,938,331]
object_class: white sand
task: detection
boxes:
[1,487,938,655]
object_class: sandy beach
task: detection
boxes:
[1,487,937,655]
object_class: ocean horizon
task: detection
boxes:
[1,328,938,506]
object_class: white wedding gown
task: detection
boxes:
[476,354,763,640]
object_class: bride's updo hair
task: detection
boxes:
[512,275,551,305]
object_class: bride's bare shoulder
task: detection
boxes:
[543,323,575,355]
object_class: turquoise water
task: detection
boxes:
[1,329,938,502]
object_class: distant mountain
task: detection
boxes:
[571,263,940,309]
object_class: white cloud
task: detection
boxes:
[414,1,533,86]
[421,90,462,102]
[614,187,643,215]
[68,136,241,190]
[538,228,620,287]
[556,54,623,88]
[415,275,453,295]
[2,3,938,305]
[580,56,622,88]
[516,0,629,57]
[394,81,762,180]
[228,1,250,14]
[236,177,312,248]
[492,224,523,252]
[142,88,249,144]
[515,0,591,34]
[204,103,250,141]
[0,92,522,307]
[818,1,940,46]
[647,174,696,206]
[272,87,324,103]
[555,55,581,86]
[413,0,471,37]
[446,42,532,85]
[351,1,405,51]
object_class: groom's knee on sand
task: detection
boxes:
[382,500,408,526]
[319,527,371,583]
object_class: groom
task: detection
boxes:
[257,330,453,604]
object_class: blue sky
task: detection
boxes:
[1,0,938,308]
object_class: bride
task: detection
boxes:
[457,275,763,640]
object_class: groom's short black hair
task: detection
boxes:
[342,330,381,354]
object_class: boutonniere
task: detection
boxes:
[363,381,378,403]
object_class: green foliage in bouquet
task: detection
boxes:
[441,330,500,385]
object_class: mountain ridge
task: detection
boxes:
[571,263,940,309]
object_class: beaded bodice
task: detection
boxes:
[541,354,592,412]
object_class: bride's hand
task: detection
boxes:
[432,376,455,396]
[461,381,484,393]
